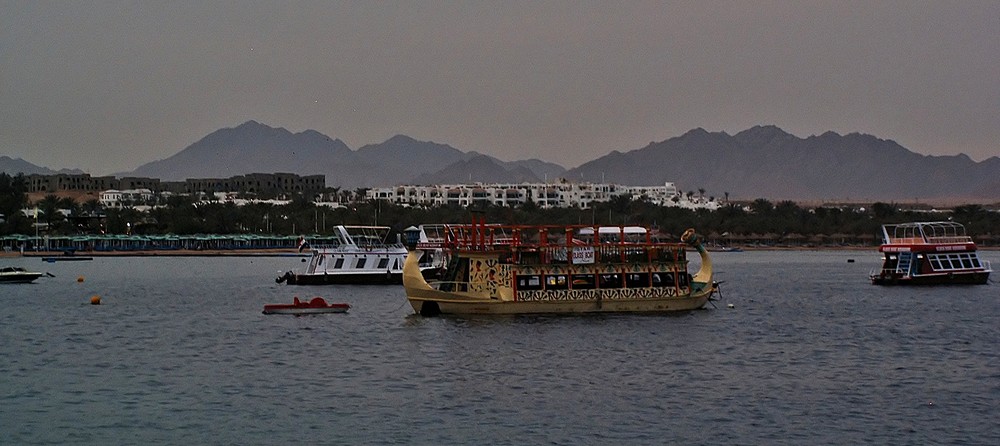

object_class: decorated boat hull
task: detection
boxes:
[404,287,712,316]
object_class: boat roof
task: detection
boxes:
[432,223,682,251]
[879,221,974,246]
[578,226,647,235]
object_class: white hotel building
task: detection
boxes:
[366,182,719,210]
[99,189,156,208]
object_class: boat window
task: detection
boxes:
[356,258,366,269]
[937,255,951,269]
[518,250,542,265]
[651,272,675,287]
[517,275,543,290]
[333,258,344,269]
[377,258,389,269]
[546,275,568,290]
[598,274,622,288]
[571,274,595,289]
[929,257,942,270]
[960,254,973,269]
[928,253,984,271]
[393,259,400,270]
[948,254,961,269]
[625,273,649,288]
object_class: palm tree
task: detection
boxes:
[38,194,62,229]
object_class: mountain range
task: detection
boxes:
[0,156,84,176]
[3,121,998,201]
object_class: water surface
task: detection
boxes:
[1,251,997,445]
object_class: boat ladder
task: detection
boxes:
[895,252,912,276]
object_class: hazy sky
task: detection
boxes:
[2,1,998,175]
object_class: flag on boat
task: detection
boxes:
[297,236,309,252]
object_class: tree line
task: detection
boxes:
[2,173,998,245]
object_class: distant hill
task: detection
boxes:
[0,156,85,176]
[124,120,355,181]
[120,121,566,188]
[409,154,546,185]
[54,121,1000,201]
[565,126,1000,201]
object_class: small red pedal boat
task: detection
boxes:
[262,297,351,315]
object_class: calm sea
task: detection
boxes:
[1,251,998,445]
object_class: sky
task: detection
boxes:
[2,1,998,175]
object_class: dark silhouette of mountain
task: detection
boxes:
[566,125,1000,201]
[120,121,563,189]
[351,135,468,187]
[408,154,544,185]
[507,158,567,182]
[124,120,355,181]
[112,121,997,200]
[0,156,85,176]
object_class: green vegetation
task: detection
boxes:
[2,173,998,246]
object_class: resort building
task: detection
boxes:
[25,172,325,198]
[99,189,156,208]
[366,182,717,210]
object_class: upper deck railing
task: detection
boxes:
[881,221,974,245]
[422,220,688,265]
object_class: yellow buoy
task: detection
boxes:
[77,276,85,283]
[90,295,101,305]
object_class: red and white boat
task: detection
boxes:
[262,297,351,315]
[870,221,991,285]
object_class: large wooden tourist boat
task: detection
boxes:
[401,220,718,316]
[276,225,446,285]
[870,221,991,285]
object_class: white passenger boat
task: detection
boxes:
[870,221,991,285]
[0,266,45,284]
[276,225,446,285]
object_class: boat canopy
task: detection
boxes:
[880,221,972,245]
[577,226,647,235]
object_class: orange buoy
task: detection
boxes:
[90,295,101,305]
[77,276,85,283]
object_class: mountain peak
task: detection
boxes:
[237,120,264,129]
[735,125,789,138]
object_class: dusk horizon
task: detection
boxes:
[3,1,998,176]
